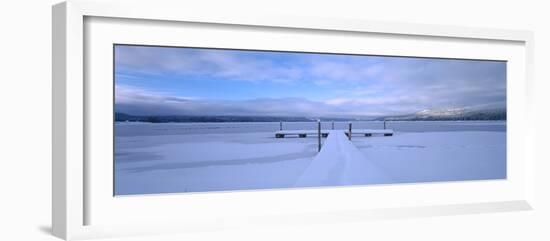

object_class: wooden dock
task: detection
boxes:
[275,129,393,138]
[295,130,392,186]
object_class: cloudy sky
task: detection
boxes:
[114,45,506,118]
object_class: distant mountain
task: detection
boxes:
[114,112,144,122]
[115,113,321,123]
[375,107,506,121]
[116,107,506,123]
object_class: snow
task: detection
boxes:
[115,121,506,195]
[115,132,318,195]
[352,131,506,183]
[349,129,394,134]
[296,131,392,187]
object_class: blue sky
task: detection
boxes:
[114,45,506,117]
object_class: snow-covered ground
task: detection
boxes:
[115,121,506,195]
[115,132,319,195]
[352,131,505,184]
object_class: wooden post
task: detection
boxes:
[332,121,334,130]
[279,121,282,131]
[383,120,386,129]
[317,121,321,152]
[348,122,352,141]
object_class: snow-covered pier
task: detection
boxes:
[295,130,392,186]
[275,129,393,138]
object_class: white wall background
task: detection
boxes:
[0,0,548,240]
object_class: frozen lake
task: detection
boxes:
[115,121,505,136]
[114,121,506,195]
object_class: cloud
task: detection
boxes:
[116,85,323,116]
[116,46,388,86]
[115,46,305,84]
[114,45,506,117]
[310,61,384,83]
[115,85,193,104]
[115,85,449,117]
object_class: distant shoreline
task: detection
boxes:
[114,112,504,123]
[114,119,507,124]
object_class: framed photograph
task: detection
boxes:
[53,1,535,240]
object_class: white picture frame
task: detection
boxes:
[52,1,535,240]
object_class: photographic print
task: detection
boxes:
[114,45,506,195]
